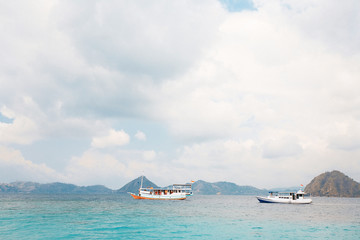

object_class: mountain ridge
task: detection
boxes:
[193,180,268,195]
[0,181,113,194]
[1,170,358,197]
[0,179,267,195]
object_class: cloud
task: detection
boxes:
[0,145,61,182]
[135,131,146,141]
[143,150,156,161]
[170,139,292,187]
[253,0,360,55]
[170,137,360,188]
[329,135,360,152]
[91,129,130,148]
[55,0,226,79]
[0,98,109,145]
[0,105,41,145]
[0,144,163,189]
[63,147,166,188]
[328,121,360,151]
[64,149,127,188]
[262,136,303,159]
[149,0,360,149]
[0,0,359,187]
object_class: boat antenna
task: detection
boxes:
[140,175,144,189]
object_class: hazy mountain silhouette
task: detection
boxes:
[0,181,113,194]
[192,180,268,195]
[2,171,358,197]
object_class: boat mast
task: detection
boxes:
[137,175,144,196]
[140,175,144,189]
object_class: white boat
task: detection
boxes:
[256,189,312,204]
[129,176,188,200]
[129,188,187,200]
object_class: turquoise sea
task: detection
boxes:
[0,194,359,239]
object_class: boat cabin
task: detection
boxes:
[269,190,307,200]
[140,188,184,196]
[172,184,193,195]
[139,183,193,196]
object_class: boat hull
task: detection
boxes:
[129,192,186,200]
[256,196,312,204]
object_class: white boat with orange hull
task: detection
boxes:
[128,176,188,200]
[129,188,187,200]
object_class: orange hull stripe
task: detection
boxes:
[130,193,186,200]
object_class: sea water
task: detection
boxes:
[0,194,359,239]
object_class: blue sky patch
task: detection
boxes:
[219,0,256,12]
[0,112,13,124]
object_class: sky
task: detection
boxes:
[1,0,359,189]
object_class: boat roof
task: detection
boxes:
[140,186,191,191]
[269,190,306,194]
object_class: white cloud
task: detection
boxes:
[55,0,226,78]
[64,149,127,188]
[149,0,360,164]
[0,145,61,182]
[91,129,130,148]
[328,121,360,151]
[0,105,41,145]
[0,117,39,145]
[135,130,146,141]
[0,98,108,145]
[143,150,156,161]
[253,0,360,55]
[0,145,163,189]
[63,147,168,188]
[0,0,359,187]
[170,137,360,188]
[262,136,303,159]
[0,106,15,119]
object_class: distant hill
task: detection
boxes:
[117,176,158,193]
[0,177,268,195]
[0,181,113,194]
[305,170,360,197]
[0,183,23,193]
[193,180,268,195]
[10,172,358,196]
[116,177,267,195]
